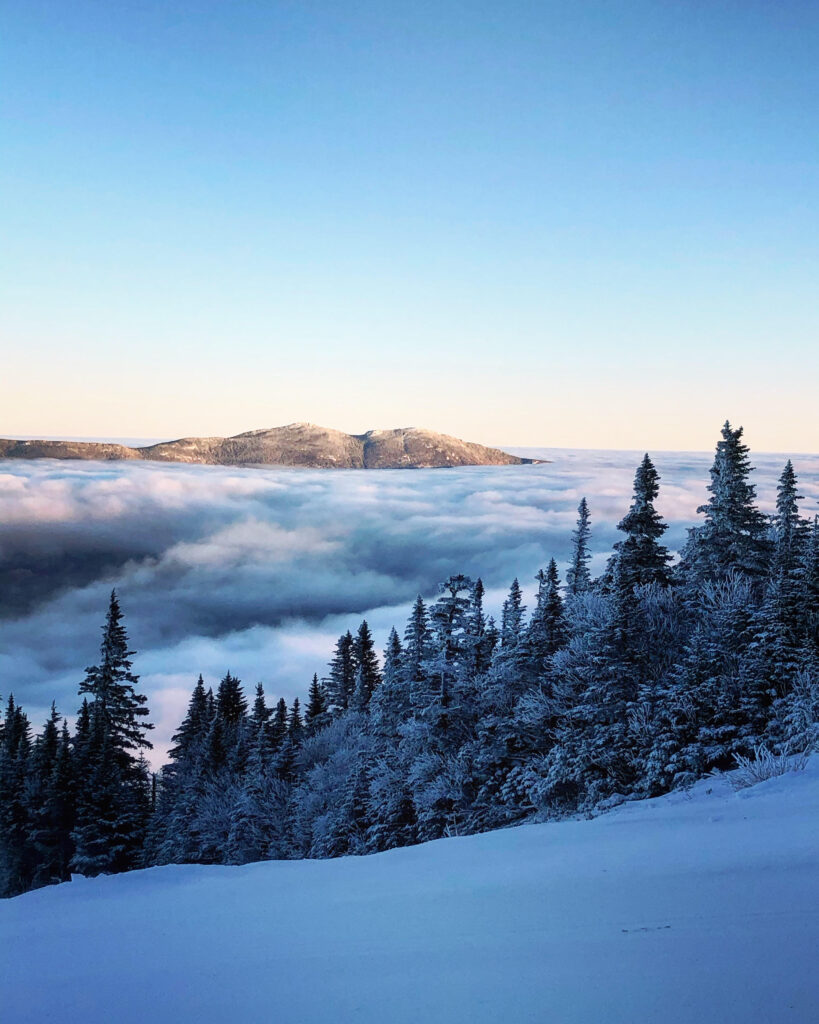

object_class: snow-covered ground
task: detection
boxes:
[4,763,819,1024]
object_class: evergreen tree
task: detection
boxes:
[500,579,526,650]
[215,672,248,727]
[26,705,74,889]
[78,591,152,752]
[566,498,592,595]
[304,675,330,735]
[803,518,819,658]
[288,698,304,746]
[463,579,491,678]
[0,696,33,896]
[251,683,270,731]
[528,560,567,667]
[428,575,474,716]
[270,697,289,749]
[403,596,432,702]
[166,675,210,767]
[326,631,356,712]
[370,630,409,738]
[353,620,381,706]
[682,422,770,584]
[614,454,671,588]
[72,594,153,877]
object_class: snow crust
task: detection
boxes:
[3,761,818,1023]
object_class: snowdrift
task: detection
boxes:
[3,762,819,1024]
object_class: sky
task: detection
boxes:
[3,448,818,767]
[1,1,818,449]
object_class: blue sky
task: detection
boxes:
[2,1,817,448]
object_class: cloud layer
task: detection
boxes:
[2,449,817,765]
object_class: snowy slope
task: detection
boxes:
[3,764,819,1024]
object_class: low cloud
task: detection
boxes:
[2,449,817,767]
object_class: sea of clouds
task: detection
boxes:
[2,448,817,766]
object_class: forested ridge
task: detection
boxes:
[2,422,818,898]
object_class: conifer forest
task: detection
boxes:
[3,422,818,899]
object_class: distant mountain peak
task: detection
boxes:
[0,424,540,470]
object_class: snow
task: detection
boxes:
[3,763,819,1023]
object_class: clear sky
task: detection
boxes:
[2,1,817,450]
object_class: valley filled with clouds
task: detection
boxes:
[2,447,817,765]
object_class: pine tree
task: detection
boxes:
[773,460,806,564]
[682,422,770,584]
[403,596,432,707]
[270,697,289,749]
[803,518,819,658]
[0,695,33,896]
[353,620,381,706]
[381,629,404,690]
[288,698,304,746]
[167,675,210,766]
[463,579,491,678]
[215,672,248,727]
[528,559,567,667]
[500,579,526,650]
[428,575,474,716]
[613,454,671,588]
[566,498,592,595]
[26,705,74,889]
[370,629,409,738]
[304,675,330,735]
[326,631,356,712]
[72,594,153,877]
[251,683,270,731]
[742,463,810,739]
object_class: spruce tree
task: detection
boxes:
[403,596,432,706]
[326,631,356,712]
[463,579,491,678]
[566,498,592,595]
[72,593,153,876]
[304,674,330,734]
[682,422,770,583]
[0,695,33,896]
[500,579,526,649]
[270,697,289,749]
[26,705,74,889]
[353,620,381,706]
[251,683,270,731]
[528,559,567,665]
[613,454,671,588]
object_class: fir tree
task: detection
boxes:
[614,454,671,588]
[566,498,592,595]
[304,675,330,735]
[78,591,152,752]
[270,697,289,749]
[500,579,526,649]
[326,631,356,713]
[0,696,33,896]
[72,594,153,877]
[528,559,567,666]
[403,596,432,707]
[353,620,381,706]
[682,422,770,584]
[251,683,270,731]
[288,698,304,746]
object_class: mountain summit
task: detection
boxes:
[0,423,536,469]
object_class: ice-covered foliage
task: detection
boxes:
[2,423,818,896]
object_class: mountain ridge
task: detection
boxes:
[0,423,539,469]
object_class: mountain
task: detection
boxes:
[0,423,537,469]
[3,761,817,1023]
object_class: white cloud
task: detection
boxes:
[2,449,817,768]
